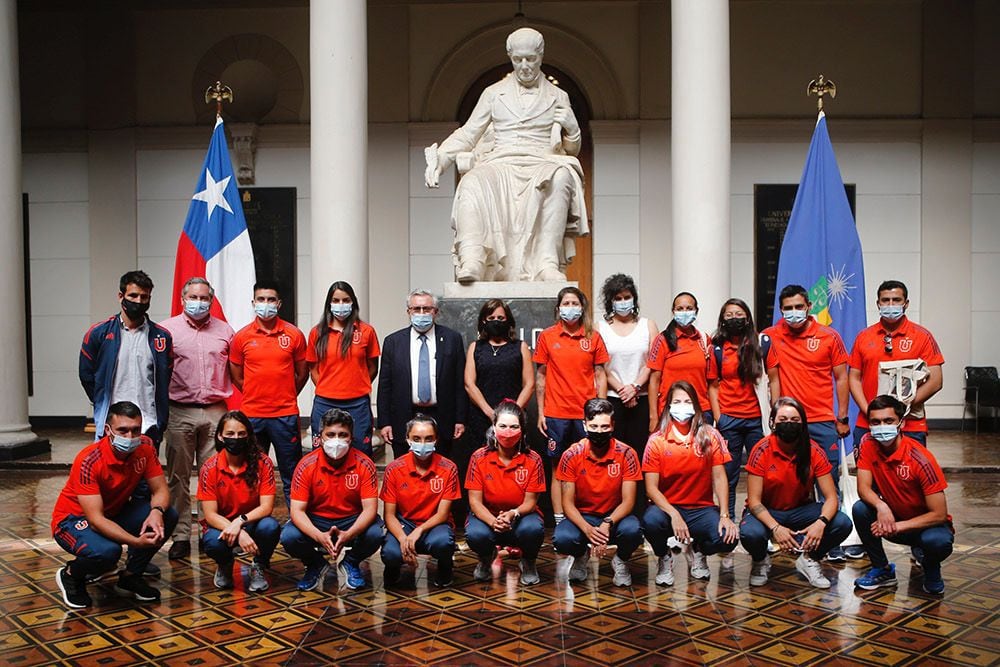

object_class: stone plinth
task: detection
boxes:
[442,281,576,300]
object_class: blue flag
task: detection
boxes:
[773,111,866,449]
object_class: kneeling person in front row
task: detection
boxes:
[553,398,643,587]
[280,409,383,591]
[52,401,179,609]
[740,397,852,589]
[197,411,280,593]
[854,395,953,594]
[381,414,461,587]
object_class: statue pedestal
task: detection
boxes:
[438,281,576,349]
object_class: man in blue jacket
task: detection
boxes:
[79,271,173,450]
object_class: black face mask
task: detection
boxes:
[773,422,803,443]
[222,437,250,456]
[722,318,749,336]
[484,320,509,339]
[587,430,613,447]
[121,298,150,321]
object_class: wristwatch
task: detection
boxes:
[837,417,849,425]
[150,505,165,514]
[601,516,614,527]
[239,514,249,523]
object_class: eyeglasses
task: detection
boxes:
[883,335,893,355]
[408,306,437,314]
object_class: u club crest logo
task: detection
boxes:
[352,330,363,345]
[515,467,529,485]
[806,338,821,353]
[430,477,444,494]
[278,334,291,350]
[896,464,911,481]
[899,338,913,353]
[153,335,167,353]
[132,456,147,474]
[607,462,621,478]
[345,473,359,490]
[579,338,591,352]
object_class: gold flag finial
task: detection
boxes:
[807,75,836,112]
[204,81,234,117]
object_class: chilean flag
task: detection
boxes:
[171,116,256,330]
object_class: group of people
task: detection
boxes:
[52,269,955,610]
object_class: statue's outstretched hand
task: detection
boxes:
[553,106,579,137]
[424,143,441,188]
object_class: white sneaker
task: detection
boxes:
[247,562,269,593]
[749,557,770,586]
[667,536,683,551]
[213,564,234,590]
[473,559,492,582]
[611,555,632,587]
[685,547,711,580]
[519,559,540,586]
[655,554,674,586]
[767,540,780,554]
[568,550,590,582]
[796,554,831,589]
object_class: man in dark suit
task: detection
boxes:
[377,290,468,460]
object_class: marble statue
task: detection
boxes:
[424,27,589,283]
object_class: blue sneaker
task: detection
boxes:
[297,561,330,592]
[922,563,945,595]
[339,559,366,590]
[855,564,897,590]
[824,546,847,563]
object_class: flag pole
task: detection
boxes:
[204,80,233,119]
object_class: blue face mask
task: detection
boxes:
[879,305,905,322]
[184,299,211,319]
[408,441,436,459]
[782,309,808,325]
[673,310,697,327]
[612,299,634,316]
[330,303,353,320]
[559,306,582,323]
[254,302,279,320]
[111,434,142,454]
[870,424,899,443]
[410,313,434,332]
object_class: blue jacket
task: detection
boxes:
[79,315,173,442]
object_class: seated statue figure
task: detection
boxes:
[424,27,589,283]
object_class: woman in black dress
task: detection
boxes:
[463,300,535,456]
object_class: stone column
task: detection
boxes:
[310,0,368,320]
[670,0,731,316]
[0,0,47,459]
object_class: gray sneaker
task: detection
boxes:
[473,559,492,582]
[568,550,590,582]
[611,554,632,587]
[248,562,269,593]
[213,563,234,590]
[519,559,540,586]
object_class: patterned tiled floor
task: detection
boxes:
[3,468,999,665]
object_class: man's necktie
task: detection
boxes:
[417,334,431,403]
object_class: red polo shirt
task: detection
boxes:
[745,434,832,511]
[849,317,945,431]
[708,340,778,418]
[556,439,642,515]
[465,447,546,515]
[51,436,163,533]
[197,450,277,519]
[647,329,712,417]
[642,428,730,508]
[381,453,461,524]
[230,317,307,418]
[762,318,848,423]
[290,448,378,519]
[856,433,949,522]
[306,321,380,400]
[533,324,610,419]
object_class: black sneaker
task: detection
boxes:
[115,571,161,602]
[433,559,454,588]
[56,567,92,609]
[142,562,161,578]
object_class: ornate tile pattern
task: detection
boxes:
[3,471,999,665]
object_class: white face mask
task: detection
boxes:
[782,309,808,326]
[612,299,634,316]
[111,434,142,454]
[184,299,211,319]
[669,403,696,423]
[408,440,436,459]
[870,424,899,444]
[322,437,351,460]
[254,302,279,320]
[879,305,905,322]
